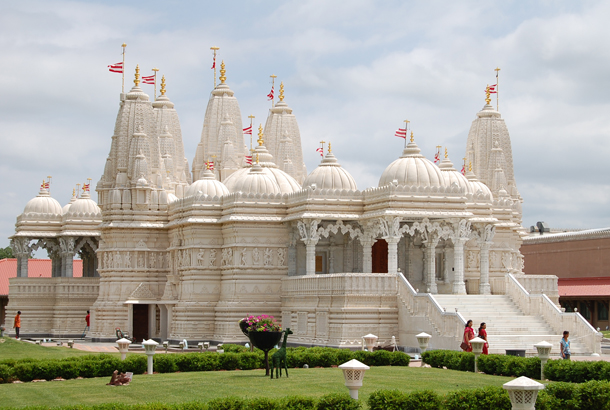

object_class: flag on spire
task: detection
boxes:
[142,75,155,85]
[461,164,466,175]
[395,128,407,139]
[434,150,441,164]
[245,155,253,165]
[108,62,123,73]
[211,54,216,70]
[40,181,50,190]
[83,183,91,192]
[489,84,497,94]
[315,147,324,157]
[206,161,215,170]
[243,125,253,135]
[267,86,274,101]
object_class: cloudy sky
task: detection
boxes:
[1,0,609,252]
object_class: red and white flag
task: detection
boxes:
[267,86,274,101]
[206,161,215,170]
[489,84,497,94]
[83,183,90,192]
[142,75,155,85]
[40,181,50,190]
[243,125,252,135]
[395,128,407,139]
[434,151,440,164]
[245,155,253,165]
[108,62,123,73]
[211,55,216,70]
[461,164,466,175]
[315,147,324,157]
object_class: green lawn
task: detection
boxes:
[602,330,610,338]
[0,366,516,409]
[0,337,118,361]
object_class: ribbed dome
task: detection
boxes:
[66,192,101,217]
[167,193,179,203]
[226,164,281,195]
[438,156,473,195]
[378,140,446,188]
[185,169,230,198]
[62,192,77,215]
[265,168,301,193]
[23,188,63,217]
[465,170,493,201]
[303,152,358,191]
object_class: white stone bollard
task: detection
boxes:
[117,338,132,361]
[67,340,74,348]
[338,359,370,400]
[534,341,552,380]
[198,342,204,352]
[416,332,431,353]
[203,342,210,351]
[362,334,378,352]
[162,341,169,354]
[503,376,544,410]
[470,336,486,373]
[142,339,158,375]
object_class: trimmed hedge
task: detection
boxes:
[369,381,610,410]
[0,348,409,383]
[422,349,610,384]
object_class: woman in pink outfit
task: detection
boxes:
[462,320,475,352]
[478,322,489,355]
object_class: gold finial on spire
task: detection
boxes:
[72,188,76,197]
[219,61,226,84]
[256,152,260,164]
[328,141,332,153]
[463,157,467,168]
[469,161,473,172]
[485,84,491,105]
[160,75,167,95]
[444,147,448,159]
[134,64,141,87]
[257,124,264,146]
[279,82,285,102]
[410,131,414,143]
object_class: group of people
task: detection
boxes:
[462,320,572,360]
[11,310,90,340]
[461,320,489,354]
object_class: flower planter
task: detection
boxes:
[248,331,283,376]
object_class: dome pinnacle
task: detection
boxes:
[279,82,285,102]
[219,61,226,84]
[134,65,140,87]
[160,75,166,96]
[328,141,332,153]
[257,124,264,146]
[410,131,414,143]
[444,147,448,158]
[485,84,491,105]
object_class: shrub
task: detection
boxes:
[316,393,361,410]
[218,353,240,371]
[238,352,263,370]
[208,397,245,410]
[389,351,410,366]
[282,396,317,410]
[154,354,178,373]
[370,350,392,366]
[368,389,409,410]
[223,344,249,354]
[119,354,147,374]
[245,397,281,410]
[444,386,511,410]
[0,364,13,383]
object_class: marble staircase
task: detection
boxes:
[432,294,590,355]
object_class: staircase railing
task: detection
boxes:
[396,273,465,350]
[505,273,601,354]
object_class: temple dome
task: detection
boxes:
[226,164,281,195]
[185,168,230,198]
[66,192,101,217]
[303,152,358,191]
[62,192,77,215]
[466,169,493,201]
[378,140,446,188]
[438,155,472,195]
[22,188,63,218]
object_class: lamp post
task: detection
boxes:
[469,337,486,373]
[67,340,74,349]
[362,334,378,352]
[117,338,132,361]
[142,339,158,375]
[503,376,545,410]
[338,359,370,400]
[162,341,168,354]
[416,332,431,353]
[534,341,552,380]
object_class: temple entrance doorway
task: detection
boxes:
[132,304,149,342]
[372,239,388,273]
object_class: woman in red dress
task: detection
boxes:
[478,322,489,355]
[462,320,475,352]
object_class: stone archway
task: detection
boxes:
[372,239,388,273]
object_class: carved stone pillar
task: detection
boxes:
[479,242,491,295]
[297,219,321,276]
[59,237,76,278]
[385,236,400,275]
[305,239,318,276]
[329,239,336,274]
[344,238,353,273]
[452,238,468,295]
[361,239,374,273]
[424,239,438,294]
[11,238,30,278]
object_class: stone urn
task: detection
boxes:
[248,331,283,376]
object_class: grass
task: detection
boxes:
[0,366,516,409]
[602,330,610,338]
[0,337,106,361]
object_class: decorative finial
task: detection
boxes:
[134,65,140,87]
[463,157,467,167]
[256,152,260,164]
[122,43,127,48]
[469,161,473,172]
[328,141,332,153]
[72,188,75,197]
[160,75,166,95]
[257,124,264,146]
[444,147,448,159]
[219,61,226,84]
[485,84,491,105]
[279,82,285,102]
[410,131,414,143]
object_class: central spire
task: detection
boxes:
[134,65,140,87]
[160,76,166,96]
[257,124,264,146]
[219,61,226,84]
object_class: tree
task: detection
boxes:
[0,246,14,259]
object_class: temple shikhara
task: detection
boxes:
[6,59,601,355]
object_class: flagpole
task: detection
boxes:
[248,115,255,154]
[320,140,326,154]
[121,43,126,94]
[270,75,277,107]
[404,120,410,148]
[211,46,219,88]
[495,67,501,111]
[152,68,159,101]
[76,184,81,198]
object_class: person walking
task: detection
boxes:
[560,331,571,360]
[461,320,475,352]
[478,322,489,355]
[13,311,21,339]
[85,310,90,332]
